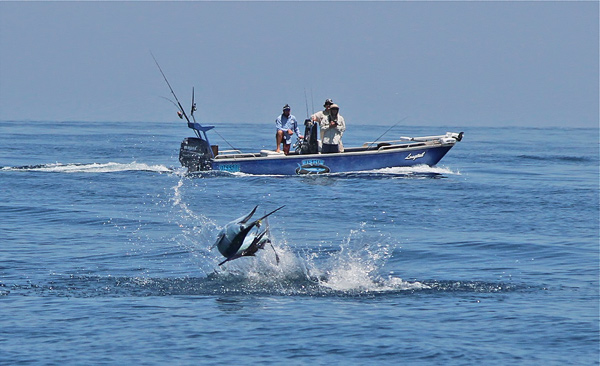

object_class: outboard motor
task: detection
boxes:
[296,119,319,154]
[179,137,213,172]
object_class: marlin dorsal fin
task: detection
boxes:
[238,205,259,224]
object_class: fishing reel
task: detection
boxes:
[293,137,304,152]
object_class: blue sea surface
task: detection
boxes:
[0,121,598,365]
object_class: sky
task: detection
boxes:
[0,1,598,128]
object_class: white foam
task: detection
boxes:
[167,184,427,294]
[220,164,460,177]
[354,164,460,175]
[5,162,171,173]
[210,224,428,294]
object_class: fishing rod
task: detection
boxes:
[152,52,239,152]
[151,52,191,124]
[304,88,310,120]
[310,88,315,115]
[367,116,409,149]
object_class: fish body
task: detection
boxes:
[213,205,283,265]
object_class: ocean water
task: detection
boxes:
[0,121,598,365]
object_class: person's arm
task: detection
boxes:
[336,116,346,133]
[293,117,303,137]
[311,111,321,122]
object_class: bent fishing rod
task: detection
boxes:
[151,52,192,124]
[367,116,409,149]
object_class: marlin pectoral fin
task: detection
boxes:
[270,243,280,265]
[263,217,279,264]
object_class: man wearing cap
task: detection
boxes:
[275,104,303,155]
[319,104,345,154]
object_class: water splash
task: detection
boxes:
[166,220,431,296]
[161,179,480,296]
[301,225,430,293]
[168,178,221,276]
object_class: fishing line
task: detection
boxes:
[211,128,238,152]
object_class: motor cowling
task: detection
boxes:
[179,137,213,171]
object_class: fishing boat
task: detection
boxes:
[179,120,463,175]
[151,54,463,175]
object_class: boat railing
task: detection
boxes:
[214,151,262,159]
[362,139,432,147]
[377,142,426,151]
[219,149,243,155]
[363,132,463,147]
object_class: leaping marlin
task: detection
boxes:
[213,205,284,266]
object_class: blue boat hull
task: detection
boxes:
[210,144,454,175]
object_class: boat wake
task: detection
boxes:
[2,161,458,179]
[1,162,173,174]
[334,165,459,179]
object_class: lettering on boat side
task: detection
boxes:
[296,159,330,175]
[218,164,241,172]
[405,151,426,160]
[301,159,325,166]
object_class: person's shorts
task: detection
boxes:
[322,143,339,153]
[276,132,292,145]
